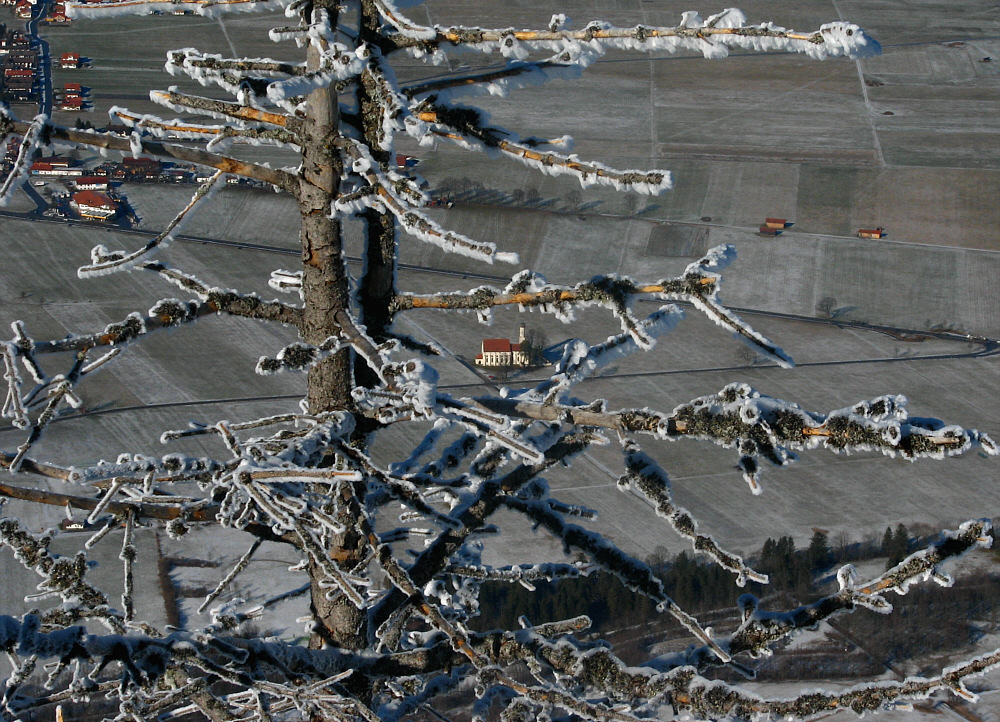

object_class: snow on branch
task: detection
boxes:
[473,385,995,495]
[338,139,518,265]
[150,88,289,129]
[393,271,713,316]
[386,10,880,62]
[165,43,367,109]
[1,342,28,431]
[394,250,788,365]
[0,518,122,631]
[20,288,301,360]
[112,106,299,148]
[504,492,730,662]
[372,0,436,42]
[66,0,288,21]
[0,113,47,207]
[8,353,87,472]
[669,383,997,492]
[694,522,995,676]
[618,441,766,586]
[78,171,225,278]
[413,104,672,194]
[4,116,296,191]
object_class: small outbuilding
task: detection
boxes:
[857,227,886,239]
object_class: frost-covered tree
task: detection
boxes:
[0,2,998,720]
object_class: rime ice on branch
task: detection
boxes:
[0,2,995,722]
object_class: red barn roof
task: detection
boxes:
[122,156,160,169]
[72,190,116,209]
[75,176,108,186]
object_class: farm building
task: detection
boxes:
[74,176,110,191]
[71,190,118,219]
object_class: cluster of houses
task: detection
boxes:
[0,24,37,102]
[3,0,75,24]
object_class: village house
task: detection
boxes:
[3,50,37,68]
[122,156,162,180]
[2,79,35,101]
[71,190,118,219]
[73,176,110,191]
[475,324,530,368]
[0,31,31,52]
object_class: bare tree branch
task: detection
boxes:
[5,119,296,190]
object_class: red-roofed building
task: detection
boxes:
[395,154,420,170]
[64,82,82,93]
[59,96,83,110]
[74,176,110,191]
[35,156,75,168]
[475,324,529,367]
[60,52,80,69]
[45,3,70,21]
[4,68,33,79]
[14,1,32,18]
[71,190,118,219]
[122,156,161,180]
[31,158,82,176]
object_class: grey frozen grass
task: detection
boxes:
[0,1,997,720]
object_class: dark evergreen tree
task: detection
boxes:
[808,530,832,571]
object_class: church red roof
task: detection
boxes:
[481,339,521,353]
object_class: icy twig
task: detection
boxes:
[386,12,879,62]
[198,539,262,614]
[114,107,299,146]
[504,494,729,662]
[79,171,225,278]
[10,354,86,472]
[3,117,295,191]
[120,510,136,623]
[472,385,995,492]
[0,113,47,206]
[414,106,671,194]
[338,138,518,265]
[150,88,288,127]
[618,441,766,585]
[393,273,714,313]
[1,343,28,430]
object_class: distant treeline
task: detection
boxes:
[472,524,996,638]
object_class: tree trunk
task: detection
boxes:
[296,1,368,653]
[356,3,398,383]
